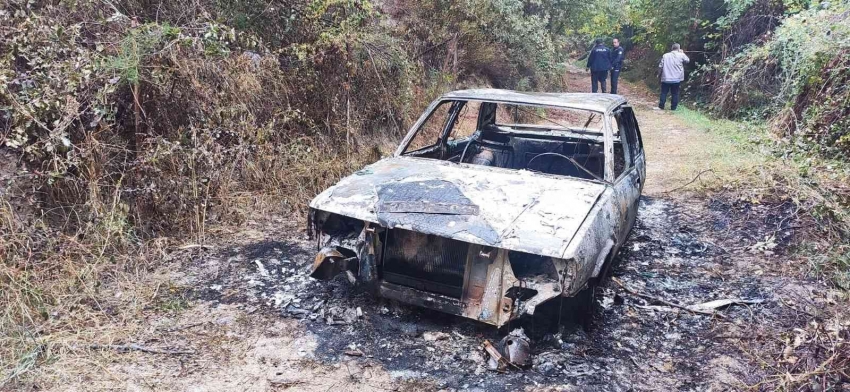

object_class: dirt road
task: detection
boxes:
[34,69,844,392]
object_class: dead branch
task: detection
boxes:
[363,44,402,134]
[612,277,727,319]
[268,378,306,388]
[88,343,195,355]
[177,243,214,251]
[412,35,458,60]
[159,321,207,332]
[662,169,716,194]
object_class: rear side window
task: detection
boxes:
[618,106,642,164]
[611,116,628,178]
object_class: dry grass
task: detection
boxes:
[665,107,850,237]
[0,190,179,388]
[638,104,848,237]
[638,106,771,197]
[0,4,444,386]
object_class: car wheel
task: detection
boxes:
[575,281,598,330]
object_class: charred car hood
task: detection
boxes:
[309,157,607,258]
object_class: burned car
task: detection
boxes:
[308,89,645,327]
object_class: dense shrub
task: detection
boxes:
[0,0,574,342]
[705,2,850,155]
[1,0,575,240]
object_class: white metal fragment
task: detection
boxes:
[254,259,270,277]
[686,298,765,312]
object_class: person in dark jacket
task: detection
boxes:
[609,38,625,94]
[586,39,611,93]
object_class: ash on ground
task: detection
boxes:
[184,196,827,391]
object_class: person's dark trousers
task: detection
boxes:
[659,82,681,110]
[591,71,608,93]
[610,69,620,94]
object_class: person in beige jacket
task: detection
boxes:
[657,43,690,110]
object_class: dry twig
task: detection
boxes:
[663,169,716,194]
[88,343,194,355]
[612,277,727,318]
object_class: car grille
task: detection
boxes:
[382,229,469,298]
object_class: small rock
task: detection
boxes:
[536,361,558,376]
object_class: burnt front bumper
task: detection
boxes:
[310,221,578,327]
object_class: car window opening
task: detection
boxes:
[402,100,619,183]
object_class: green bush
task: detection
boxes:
[706,2,850,156]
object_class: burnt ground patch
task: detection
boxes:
[707,196,805,255]
[180,195,841,391]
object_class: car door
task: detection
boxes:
[610,107,642,245]
[616,106,644,234]
[591,110,638,280]
[623,106,645,189]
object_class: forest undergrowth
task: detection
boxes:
[1,0,849,389]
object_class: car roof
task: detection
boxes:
[441,89,627,113]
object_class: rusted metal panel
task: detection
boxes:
[310,247,358,280]
[378,282,465,315]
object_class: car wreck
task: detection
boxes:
[308,89,645,327]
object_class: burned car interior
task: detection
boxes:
[403,100,627,182]
[308,90,645,329]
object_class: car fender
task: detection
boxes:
[590,237,616,278]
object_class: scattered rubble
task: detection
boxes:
[184,197,835,390]
[483,340,509,372]
[422,332,450,342]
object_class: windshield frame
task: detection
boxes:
[395,97,617,182]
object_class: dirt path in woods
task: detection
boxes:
[27,68,845,392]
